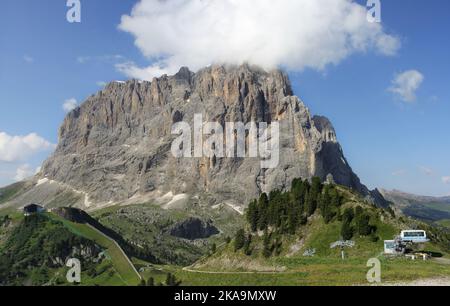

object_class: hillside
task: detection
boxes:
[381,189,450,227]
[0,214,102,285]
[1,181,449,286]
[90,199,243,266]
[0,182,27,205]
[174,180,450,285]
[47,211,142,285]
[0,212,144,286]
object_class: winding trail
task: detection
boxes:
[379,277,450,286]
[181,267,294,275]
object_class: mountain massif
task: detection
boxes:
[3,64,383,212]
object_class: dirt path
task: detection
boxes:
[381,277,450,286]
[182,267,293,275]
[432,258,450,265]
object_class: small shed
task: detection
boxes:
[384,240,397,254]
[23,204,45,216]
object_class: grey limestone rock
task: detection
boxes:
[39,64,384,209]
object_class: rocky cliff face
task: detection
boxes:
[39,64,381,209]
[169,218,219,240]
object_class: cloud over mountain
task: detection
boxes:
[0,132,55,162]
[14,164,35,181]
[118,0,400,80]
[389,70,424,102]
[62,98,78,113]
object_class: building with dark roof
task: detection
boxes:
[23,204,45,216]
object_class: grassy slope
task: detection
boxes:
[168,187,450,286]
[0,212,139,286]
[169,258,450,286]
[0,213,127,286]
[424,202,450,213]
[167,220,450,285]
[47,213,141,286]
[437,219,450,227]
[92,202,244,266]
[2,184,448,286]
[0,182,26,205]
[92,204,204,266]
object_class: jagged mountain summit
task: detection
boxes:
[20,64,382,210]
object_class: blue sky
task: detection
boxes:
[1,0,449,196]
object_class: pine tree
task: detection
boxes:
[262,230,272,258]
[243,234,252,256]
[166,273,173,286]
[330,187,342,207]
[355,206,363,218]
[341,220,353,240]
[305,190,316,216]
[356,214,372,236]
[274,236,283,256]
[341,207,354,240]
[234,229,246,251]
[257,193,269,231]
[299,214,308,225]
[310,177,323,198]
[165,273,181,286]
[286,201,298,234]
[320,185,334,223]
[291,178,306,213]
[268,190,282,226]
[246,200,259,232]
[342,208,355,223]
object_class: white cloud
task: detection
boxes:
[77,56,90,64]
[14,164,34,181]
[116,61,172,80]
[63,98,78,113]
[118,0,400,80]
[0,132,55,162]
[389,70,424,103]
[77,54,124,64]
[442,177,450,185]
[392,169,406,176]
[23,55,34,63]
[35,166,42,175]
[96,81,107,87]
[419,166,435,177]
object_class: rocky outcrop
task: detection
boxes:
[49,244,103,267]
[169,218,219,240]
[53,207,92,223]
[39,64,384,208]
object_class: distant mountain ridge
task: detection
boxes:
[382,189,450,203]
[381,189,450,224]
